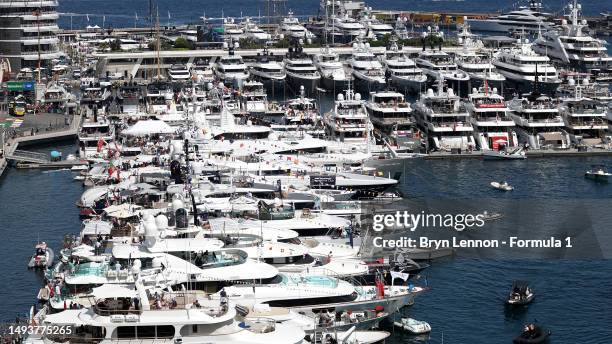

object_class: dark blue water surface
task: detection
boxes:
[57,0,610,29]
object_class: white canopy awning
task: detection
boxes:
[91,284,137,299]
[122,120,175,137]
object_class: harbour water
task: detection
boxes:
[57,0,607,29]
[2,143,612,342]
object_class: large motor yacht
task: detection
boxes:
[347,41,386,94]
[507,93,569,149]
[365,91,419,151]
[380,39,427,94]
[466,0,555,33]
[493,38,562,96]
[413,80,475,152]
[213,49,250,89]
[249,48,286,94]
[323,88,374,144]
[415,50,470,97]
[313,46,350,92]
[283,46,321,96]
[533,0,612,73]
[465,87,519,151]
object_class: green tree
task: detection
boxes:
[109,38,122,52]
[174,37,191,50]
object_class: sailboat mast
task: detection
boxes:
[156,7,162,80]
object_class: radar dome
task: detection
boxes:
[155,215,169,230]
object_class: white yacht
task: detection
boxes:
[347,42,386,94]
[533,0,612,72]
[249,49,286,93]
[393,17,412,40]
[323,89,374,144]
[167,64,191,81]
[279,10,315,40]
[284,47,321,96]
[241,17,271,42]
[465,87,519,151]
[560,96,609,146]
[466,0,555,33]
[455,24,506,91]
[493,38,561,96]
[413,80,475,152]
[365,91,419,151]
[32,287,306,344]
[78,117,115,159]
[507,93,569,149]
[313,46,350,92]
[415,50,470,97]
[238,81,269,114]
[380,39,427,94]
[145,82,175,114]
[41,83,74,112]
[361,8,394,39]
[214,273,421,312]
[213,49,250,88]
[328,14,366,43]
[221,17,244,41]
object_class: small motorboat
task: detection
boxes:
[585,165,611,181]
[506,280,535,305]
[513,324,551,344]
[393,317,431,334]
[28,242,54,269]
[484,147,527,160]
[490,181,514,191]
[482,210,504,221]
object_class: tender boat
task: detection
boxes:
[28,242,54,268]
[393,317,432,334]
[490,181,514,191]
[483,147,527,160]
[513,324,551,344]
[585,165,611,181]
[506,280,535,305]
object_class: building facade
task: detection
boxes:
[0,0,61,71]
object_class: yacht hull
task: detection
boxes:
[504,78,561,97]
[389,75,427,94]
[353,73,386,94]
[287,74,320,96]
[321,76,350,94]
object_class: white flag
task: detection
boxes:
[86,14,90,22]
[390,271,409,286]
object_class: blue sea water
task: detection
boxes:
[57,0,611,29]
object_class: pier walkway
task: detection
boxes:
[0,113,83,178]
